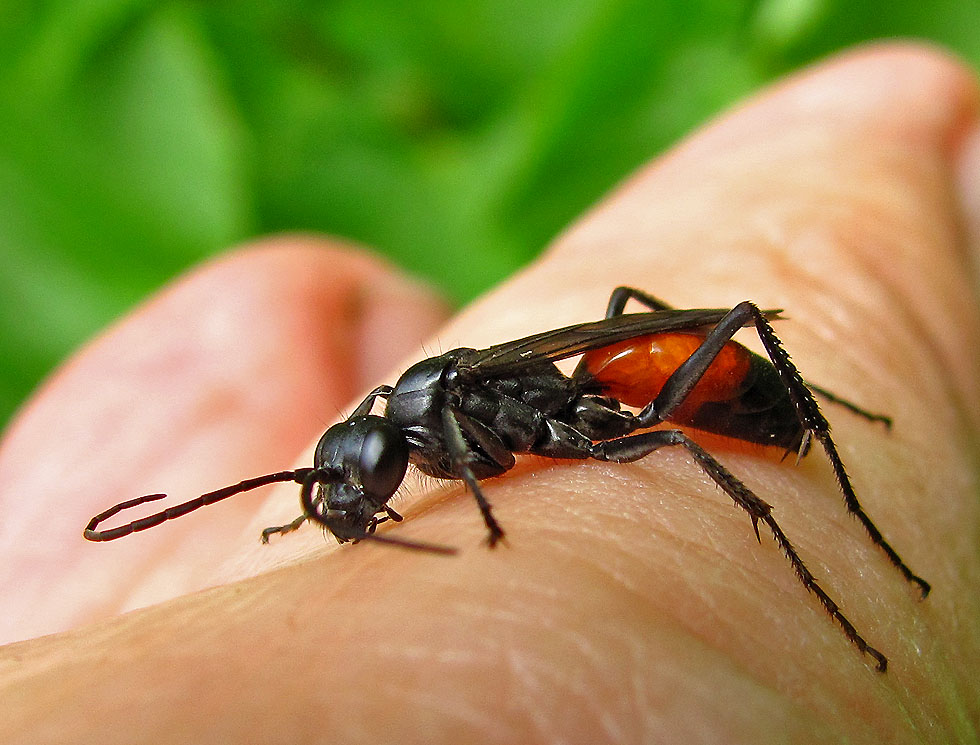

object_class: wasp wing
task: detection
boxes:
[459,308,782,377]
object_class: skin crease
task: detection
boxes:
[0,43,978,744]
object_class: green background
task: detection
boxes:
[1,0,978,428]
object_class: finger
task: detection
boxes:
[0,236,449,642]
[4,44,978,744]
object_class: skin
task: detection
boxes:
[0,43,978,744]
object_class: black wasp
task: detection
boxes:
[85,287,929,671]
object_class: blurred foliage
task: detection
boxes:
[0,0,978,426]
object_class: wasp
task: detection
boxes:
[85,287,929,670]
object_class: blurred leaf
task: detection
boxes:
[0,2,249,425]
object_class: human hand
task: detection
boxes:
[1,43,978,744]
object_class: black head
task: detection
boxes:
[304,415,410,542]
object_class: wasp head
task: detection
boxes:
[304,415,410,542]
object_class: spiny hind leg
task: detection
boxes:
[593,427,888,671]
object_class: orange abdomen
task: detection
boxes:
[581,332,752,421]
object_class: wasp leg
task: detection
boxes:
[603,286,675,316]
[739,303,927,597]
[806,382,892,428]
[260,514,308,543]
[629,300,928,597]
[350,385,395,416]
[441,406,513,546]
[593,428,888,672]
[629,303,765,428]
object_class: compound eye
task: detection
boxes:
[359,423,409,499]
